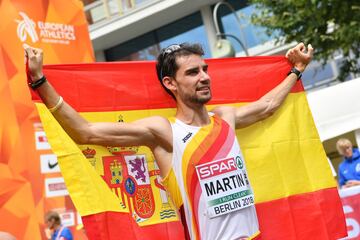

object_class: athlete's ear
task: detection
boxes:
[162,76,177,92]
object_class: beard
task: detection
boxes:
[176,81,212,106]
[186,90,212,105]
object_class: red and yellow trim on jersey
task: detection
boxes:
[179,115,234,239]
[250,231,261,240]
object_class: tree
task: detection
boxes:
[250,0,360,81]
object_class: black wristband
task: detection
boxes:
[287,67,302,80]
[29,75,47,89]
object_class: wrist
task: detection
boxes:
[29,75,47,90]
[31,72,44,82]
[287,67,302,80]
[293,65,305,73]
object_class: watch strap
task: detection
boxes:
[29,75,47,89]
[287,67,302,80]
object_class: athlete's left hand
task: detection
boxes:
[286,43,314,72]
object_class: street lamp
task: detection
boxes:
[212,1,249,58]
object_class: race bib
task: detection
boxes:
[195,156,254,218]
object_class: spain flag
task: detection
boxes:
[31,56,347,239]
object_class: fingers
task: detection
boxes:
[285,49,291,58]
[23,44,30,65]
[286,48,294,58]
[23,43,34,59]
[286,48,296,63]
[307,44,314,57]
[293,42,305,56]
[288,43,314,58]
[299,43,313,56]
[22,44,44,79]
[23,44,43,59]
[297,42,305,52]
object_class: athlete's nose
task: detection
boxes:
[199,69,210,82]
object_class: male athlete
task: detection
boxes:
[24,42,313,240]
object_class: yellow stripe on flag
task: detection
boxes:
[36,103,126,215]
[237,93,336,202]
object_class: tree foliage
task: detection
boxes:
[250,0,360,81]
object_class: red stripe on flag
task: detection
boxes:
[255,187,347,240]
[82,212,136,240]
[82,211,185,240]
[35,57,303,112]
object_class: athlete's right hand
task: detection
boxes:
[23,43,44,81]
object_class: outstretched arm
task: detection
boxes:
[214,42,314,129]
[23,44,169,148]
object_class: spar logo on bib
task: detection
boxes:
[197,157,242,180]
[15,12,76,45]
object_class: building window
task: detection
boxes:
[81,0,156,25]
[105,11,212,61]
[215,0,276,53]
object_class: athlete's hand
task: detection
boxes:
[23,43,44,81]
[285,42,314,72]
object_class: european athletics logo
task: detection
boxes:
[15,11,76,45]
[15,12,39,43]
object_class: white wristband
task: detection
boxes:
[48,96,64,113]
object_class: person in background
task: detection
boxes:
[336,138,360,188]
[45,211,73,240]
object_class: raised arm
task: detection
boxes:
[24,44,171,149]
[214,42,314,129]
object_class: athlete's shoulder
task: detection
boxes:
[134,116,172,143]
[134,115,170,127]
[210,106,236,128]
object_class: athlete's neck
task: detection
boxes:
[175,101,210,126]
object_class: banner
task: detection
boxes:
[34,57,347,239]
[340,186,360,239]
[0,0,93,239]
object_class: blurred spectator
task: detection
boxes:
[45,211,73,240]
[0,232,16,240]
[336,138,360,188]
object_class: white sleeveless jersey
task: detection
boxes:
[163,115,260,240]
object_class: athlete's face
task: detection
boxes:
[172,54,211,105]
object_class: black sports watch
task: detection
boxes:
[29,75,47,89]
[287,67,302,80]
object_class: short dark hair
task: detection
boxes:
[45,211,61,225]
[156,43,204,99]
